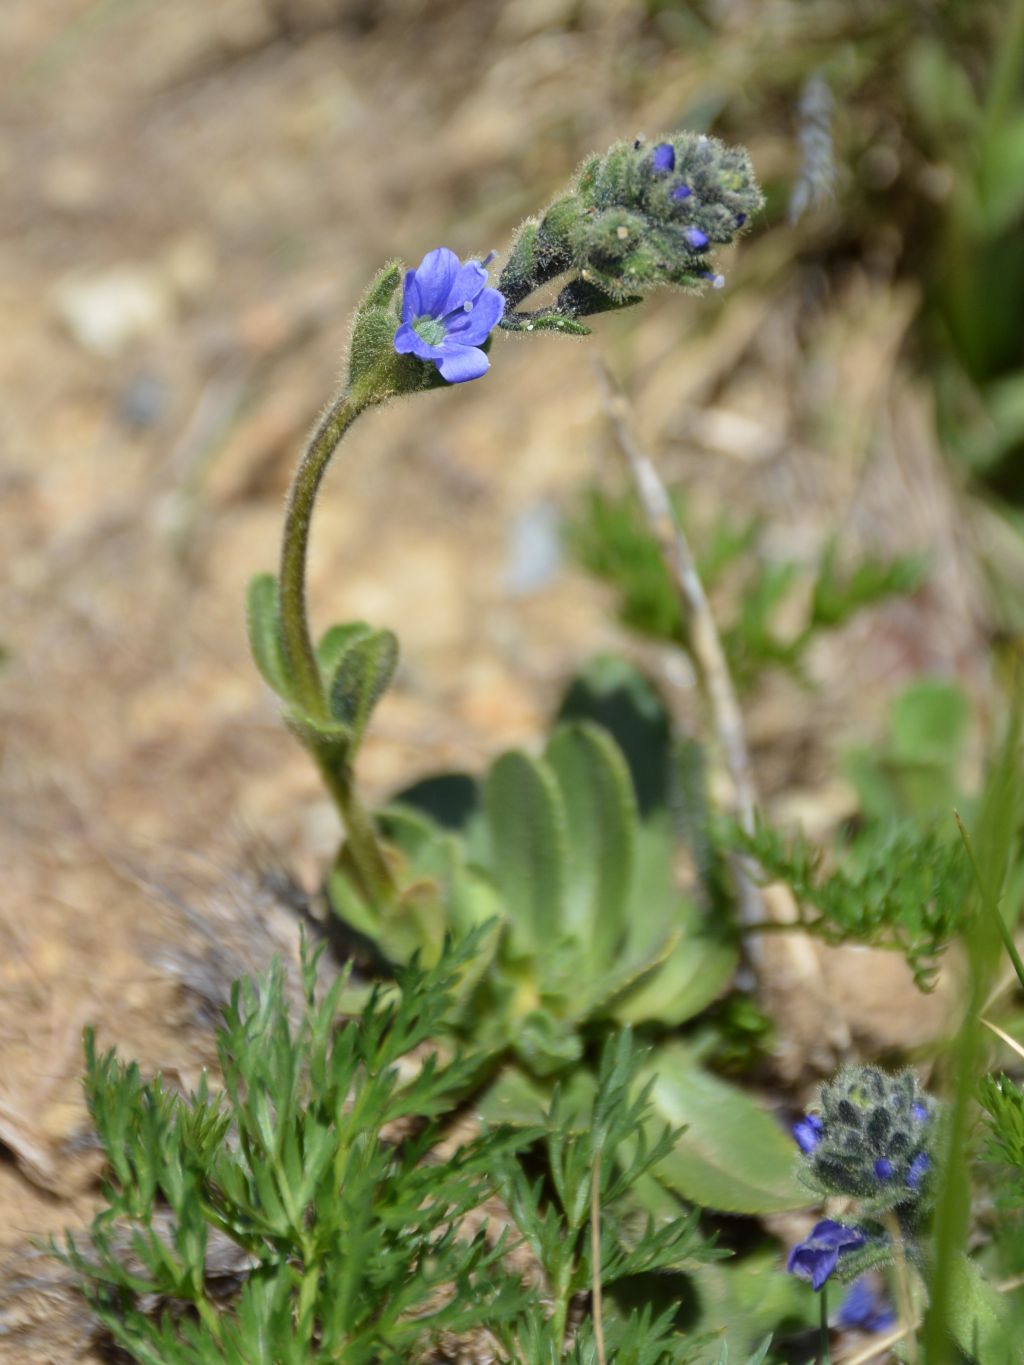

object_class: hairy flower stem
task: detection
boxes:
[280,392,367,719]
[328,762,395,903]
[279,385,396,902]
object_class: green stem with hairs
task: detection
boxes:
[278,384,397,903]
[279,392,367,720]
[819,1286,830,1365]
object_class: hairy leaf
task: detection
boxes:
[484,748,569,957]
[546,721,637,969]
[642,1044,806,1214]
[246,573,290,698]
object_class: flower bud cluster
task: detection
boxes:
[795,1065,935,1214]
[786,1066,939,1296]
[499,133,763,326]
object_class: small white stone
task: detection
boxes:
[54,266,172,358]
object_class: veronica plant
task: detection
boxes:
[246,132,762,917]
[243,137,791,1208]
[786,1063,1023,1363]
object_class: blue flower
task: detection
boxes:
[787,1220,866,1292]
[394,247,505,384]
[837,1277,897,1333]
[912,1101,928,1122]
[907,1152,930,1189]
[683,226,709,250]
[874,1158,894,1181]
[793,1113,824,1154]
[651,142,676,173]
[672,183,692,200]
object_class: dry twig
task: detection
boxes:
[594,358,847,1067]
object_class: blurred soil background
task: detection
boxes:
[1,0,1022,1358]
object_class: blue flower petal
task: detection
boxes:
[793,1114,824,1154]
[808,1221,866,1251]
[907,1152,930,1189]
[439,259,489,316]
[444,286,505,345]
[788,1243,839,1291]
[400,268,422,324]
[787,1221,866,1293]
[838,1277,897,1332]
[410,247,461,315]
[651,142,675,173]
[436,343,490,383]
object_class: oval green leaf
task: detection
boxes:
[642,1043,807,1214]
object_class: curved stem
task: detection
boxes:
[278,384,397,903]
[819,1286,831,1365]
[279,391,367,719]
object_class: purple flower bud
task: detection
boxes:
[912,1101,928,1122]
[735,212,747,226]
[683,226,709,250]
[787,1220,866,1292]
[651,142,675,173]
[793,1114,824,1154]
[907,1152,930,1189]
[672,183,693,200]
[700,270,725,290]
[874,1158,894,1181]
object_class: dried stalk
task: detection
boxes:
[594,357,759,926]
[594,359,846,1065]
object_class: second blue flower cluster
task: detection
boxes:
[792,1065,935,1206]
